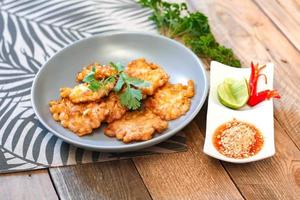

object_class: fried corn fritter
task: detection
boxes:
[126,58,169,96]
[49,98,108,136]
[76,63,117,82]
[103,93,127,123]
[104,109,168,143]
[50,58,195,143]
[60,82,115,103]
[146,80,195,120]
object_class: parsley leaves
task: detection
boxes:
[83,66,116,94]
[120,87,143,110]
[82,63,150,110]
[138,0,241,67]
[83,66,100,91]
[110,62,150,110]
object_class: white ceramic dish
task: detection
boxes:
[203,61,276,163]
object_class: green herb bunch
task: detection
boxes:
[83,63,150,110]
[138,0,241,67]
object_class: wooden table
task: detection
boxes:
[1,0,299,199]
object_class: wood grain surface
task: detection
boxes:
[49,160,151,200]
[134,121,243,200]
[0,170,58,200]
[254,0,300,51]
[188,0,300,199]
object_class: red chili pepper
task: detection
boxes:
[247,62,280,106]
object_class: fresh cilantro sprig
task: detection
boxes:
[138,0,241,67]
[83,66,116,94]
[83,63,150,110]
[110,62,150,110]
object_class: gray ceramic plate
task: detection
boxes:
[31,32,208,152]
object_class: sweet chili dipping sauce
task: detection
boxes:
[213,119,264,159]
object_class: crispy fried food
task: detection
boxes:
[103,92,127,123]
[104,109,168,143]
[60,82,115,103]
[126,58,169,96]
[145,80,195,120]
[76,63,117,82]
[49,98,108,136]
[49,58,195,142]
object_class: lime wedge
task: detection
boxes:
[217,78,249,109]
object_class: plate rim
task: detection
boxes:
[31,31,208,152]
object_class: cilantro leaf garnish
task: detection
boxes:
[83,66,96,83]
[110,62,124,72]
[82,66,116,92]
[82,66,101,91]
[82,62,150,110]
[88,80,101,91]
[120,87,143,110]
[110,62,150,110]
[126,76,150,88]
[114,76,124,93]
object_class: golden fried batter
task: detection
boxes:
[126,58,169,96]
[76,63,117,82]
[60,82,115,103]
[49,98,108,136]
[104,109,168,143]
[49,58,196,142]
[145,80,195,120]
[103,92,127,123]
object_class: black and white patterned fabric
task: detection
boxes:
[0,0,187,173]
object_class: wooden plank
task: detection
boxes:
[133,122,244,200]
[49,160,151,200]
[0,170,58,200]
[253,0,300,51]
[188,0,300,199]
[187,0,300,148]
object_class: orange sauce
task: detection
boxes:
[213,119,264,159]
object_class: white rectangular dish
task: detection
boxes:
[203,61,276,163]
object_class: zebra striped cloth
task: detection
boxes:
[0,0,187,173]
